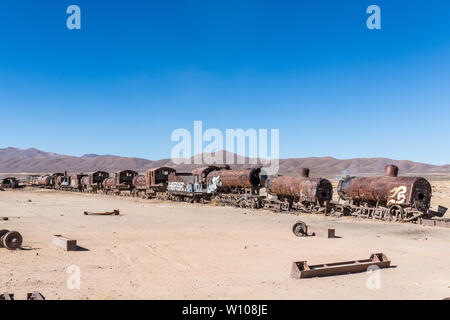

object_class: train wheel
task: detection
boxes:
[0,229,9,248]
[292,221,308,237]
[2,231,22,250]
[389,205,404,222]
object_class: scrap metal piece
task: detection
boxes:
[292,220,335,238]
[2,231,23,250]
[84,209,120,216]
[27,291,45,300]
[292,221,308,237]
[1,217,8,220]
[0,293,14,300]
[291,253,391,279]
[52,235,77,251]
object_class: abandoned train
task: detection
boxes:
[25,164,447,223]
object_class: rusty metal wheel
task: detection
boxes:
[389,205,404,222]
[2,231,22,250]
[292,220,308,237]
[0,229,9,248]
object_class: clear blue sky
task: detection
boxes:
[1,1,449,164]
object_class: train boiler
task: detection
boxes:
[336,165,447,222]
[265,168,333,212]
[205,168,267,208]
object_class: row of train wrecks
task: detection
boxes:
[23,164,447,223]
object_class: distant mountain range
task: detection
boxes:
[1,147,449,177]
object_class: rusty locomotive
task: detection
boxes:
[335,165,446,222]
[23,163,446,223]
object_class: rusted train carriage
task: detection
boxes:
[132,167,176,199]
[265,168,333,212]
[336,165,446,222]
[205,168,266,208]
[103,170,138,195]
[81,171,109,192]
[67,173,88,191]
[166,166,229,203]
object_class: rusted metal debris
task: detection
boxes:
[292,220,335,238]
[52,235,77,251]
[0,293,14,300]
[0,229,23,250]
[84,209,120,216]
[27,291,45,300]
[421,218,450,228]
[1,177,19,189]
[1,217,8,221]
[291,253,391,279]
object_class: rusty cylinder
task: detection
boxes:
[299,168,310,177]
[384,165,399,177]
[102,177,116,188]
[132,175,147,187]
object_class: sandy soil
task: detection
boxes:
[0,187,449,300]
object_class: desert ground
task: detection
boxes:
[1,183,449,300]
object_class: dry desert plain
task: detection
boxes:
[0,180,449,300]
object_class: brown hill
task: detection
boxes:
[1,147,449,177]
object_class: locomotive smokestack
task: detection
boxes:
[299,168,310,178]
[384,165,399,177]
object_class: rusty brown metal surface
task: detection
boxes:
[206,168,263,189]
[132,174,147,187]
[90,171,109,185]
[384,164,399,177]
[147,167,176,186]
[337,167,432,211]
[291,253,391,279]
[0,230,23,250]
[102,177,116,188]
[268,175,333,205]
[115,170,138,185]
[52,235,77,251]
[55,176,64,186]
[192,165,230,183]
[168,172,196,184]
[37,175,51,186]
[292,220,335,238]
[80,176,90,186]
[70,174,87,188]
[84,209,119,216]
[299,168,310,177]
